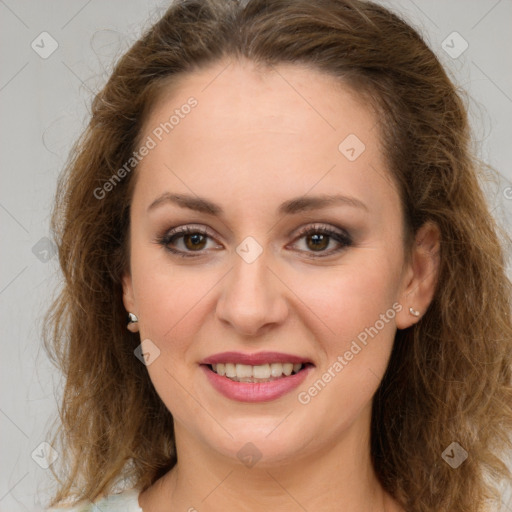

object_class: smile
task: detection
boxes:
[201,362,314,402]
[210,362,305,382]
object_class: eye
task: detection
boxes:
[155,223,353,259]
[155,225,221,258]
[289,223,353,258]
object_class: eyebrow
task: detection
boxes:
[147,192,369,215]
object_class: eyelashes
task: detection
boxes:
[292,224,353,257]
[154,223,353,259]
[155,226,217,257]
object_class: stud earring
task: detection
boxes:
[127,312,139,333]
[409,307,420,317]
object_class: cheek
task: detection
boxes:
[132,243,401,349]
[292,267,399,420]
[135,271,204,342]
[289,254,401,400]
[131,260,212,417]
[292,257,400,340]
[130,245,220,356]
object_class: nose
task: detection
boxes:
[215,249,289,337]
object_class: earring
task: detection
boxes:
[127,312,139,333]
[409,307,420,317]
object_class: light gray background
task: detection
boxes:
[1,1,511,511]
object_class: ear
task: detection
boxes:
[121,271,136,316]
[395,220,441,329]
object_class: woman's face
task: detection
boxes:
[122,59,425,466]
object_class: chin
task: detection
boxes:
[197,420,317,468]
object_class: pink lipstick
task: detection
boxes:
[200,351,314,402]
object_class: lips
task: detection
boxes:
[200,351,315,402]
[201,351,313,366]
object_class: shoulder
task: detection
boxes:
[46,488,142,512]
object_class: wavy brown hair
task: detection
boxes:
[43,0,512,510]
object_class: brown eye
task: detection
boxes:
[182,232,208,251]
[305,232,330,251]
[156,223,352,259]
[156,225,220,258]
[291,224,353,258]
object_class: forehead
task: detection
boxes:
[134,59,398,217]
[145,59,377,147]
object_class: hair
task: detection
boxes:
[43,0,512,511]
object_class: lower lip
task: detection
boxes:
[201,364,313,402]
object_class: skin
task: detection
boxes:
[122,58,440,512]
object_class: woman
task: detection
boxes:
[43,0,512,511]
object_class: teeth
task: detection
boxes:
[225,363,236,378]
[253,363,270,379]
[211,362,304,381]
[236,363,253,378]
[283,363,293,376]
[270,362,282,377]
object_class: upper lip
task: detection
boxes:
[201,351,314,366]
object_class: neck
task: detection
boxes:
[140,405,399,512]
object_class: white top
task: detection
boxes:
[46,488,143,512]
